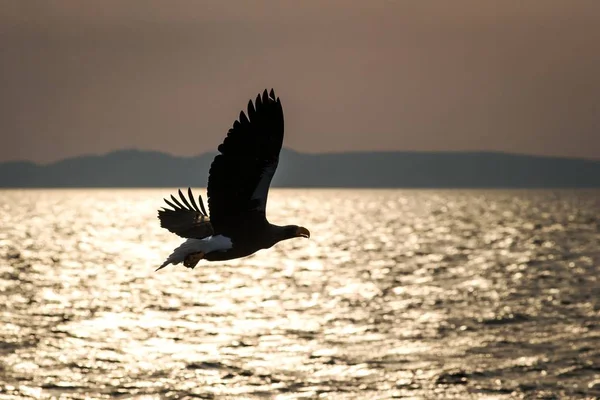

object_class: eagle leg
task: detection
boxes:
[184,252,205,269]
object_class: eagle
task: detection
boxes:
[156,89,310,271]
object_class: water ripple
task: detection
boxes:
[1,189,599,399]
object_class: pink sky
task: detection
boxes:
[1,1,599,163]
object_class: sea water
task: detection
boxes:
[0,189,598,399]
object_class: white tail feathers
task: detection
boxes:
[157,235,232,270]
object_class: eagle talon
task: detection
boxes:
[184,252,205,269]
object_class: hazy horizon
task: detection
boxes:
[3,146,600,166]
[3,148,599,188]
[2,1,599,163]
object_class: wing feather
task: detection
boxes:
[170,194,185,209]
[187,187,201,213]
[158,188,214,239]
[164,198,180,210]
[178,189,194,211]
[207,89,284,234]
[197,193,208,216]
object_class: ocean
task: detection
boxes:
[1,189,598,399]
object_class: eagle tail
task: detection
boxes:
[156,236,232,271]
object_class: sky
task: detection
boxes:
[1,1,599,163]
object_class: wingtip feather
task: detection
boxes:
[164,198,179,210]
[239,110,249,125]
[187,187,201,213]
[247,99,255,119]
[178,188,194,210]
[170,194,185,209]
[198,194,208,216]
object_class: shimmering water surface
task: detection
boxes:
[1,189,599,399]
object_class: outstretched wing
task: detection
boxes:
[207,89,284,234]
[158,188,214,239]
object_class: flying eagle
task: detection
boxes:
[156,89,310,271]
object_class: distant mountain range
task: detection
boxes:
[1,148,599,188]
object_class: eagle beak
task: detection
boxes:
[296,226,310,238]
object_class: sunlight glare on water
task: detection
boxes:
[0,189,599,399]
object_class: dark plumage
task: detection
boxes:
[156,89,310,271]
